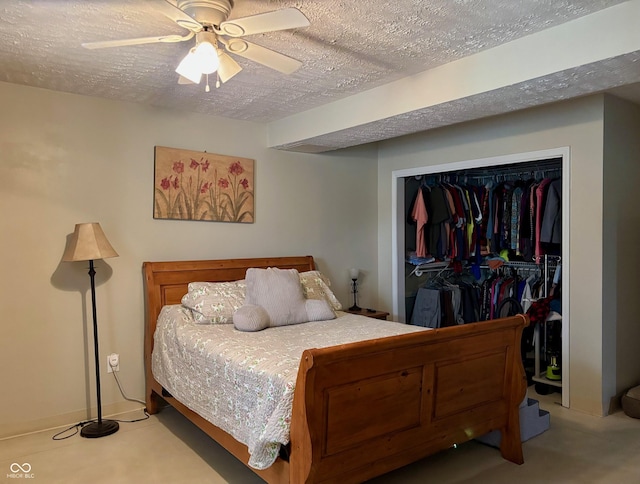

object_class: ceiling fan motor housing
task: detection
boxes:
[196,30,217,47]
[177,0,233,27]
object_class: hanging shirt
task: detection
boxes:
[529,182,538,260]
[411,288,441,328]
[442,188,456,257]
[427,186,451,260]
[511,186,523,253]
[411,187,429,257]
[535,179,552,260]
[541,178,562,244]
[519,181,534,260]
[480,183,492,255]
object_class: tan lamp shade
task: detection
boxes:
[62,223,118,262]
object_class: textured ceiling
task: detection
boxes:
[0,0,638,151]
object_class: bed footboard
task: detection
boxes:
[289,314,528,484]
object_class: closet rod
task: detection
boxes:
[421,157,562,181]
[504,259,559,268]
[461,166,561,182]
[408,257,559,277]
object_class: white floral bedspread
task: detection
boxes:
[152,305,428,469]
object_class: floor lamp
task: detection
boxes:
[63,223,120,438]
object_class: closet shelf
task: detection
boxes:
[407,258,559,278]
[407,261,452,277]
[532,374,562,388]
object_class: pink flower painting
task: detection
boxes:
[154,146,254,223]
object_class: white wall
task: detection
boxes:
[0,82,379,437]
[376,96,608,416]
[603,94,640,406]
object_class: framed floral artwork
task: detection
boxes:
[153,146,254,223]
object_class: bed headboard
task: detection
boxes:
[143,256,316,372]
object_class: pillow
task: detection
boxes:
[234,301,334,332]
[305,299,336,321]
[233,304,270,332]
[181,271,340,325]
[181,280,245,324]
[245,268,307,327]
[244,267,336,328]
[299,270,343,311]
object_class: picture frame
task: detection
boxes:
[153,146,254,223]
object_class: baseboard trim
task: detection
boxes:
[608,390,626,415]
[0,400,143,440]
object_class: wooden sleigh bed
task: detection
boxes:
[143,256,529,484]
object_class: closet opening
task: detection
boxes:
[391,148,570,408]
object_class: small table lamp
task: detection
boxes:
[63,223,119,438]
[349,268,361,311]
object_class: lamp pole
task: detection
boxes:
[80,259,119,438]
[349,277,361,311]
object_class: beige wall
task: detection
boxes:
[376,96,609,415]
[0,82,379,437]
[603,95,640,405]
[3,79,637,435]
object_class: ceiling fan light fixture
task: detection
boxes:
[175,30,220,85]
[175,48,203,84]
[194,40,219,74]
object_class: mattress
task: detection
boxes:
[152,305,428,469]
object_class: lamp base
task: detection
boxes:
[348,305,361,311]
[81,420,119,438]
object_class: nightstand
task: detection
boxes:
[345,308,389,320]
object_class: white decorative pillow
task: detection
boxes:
[299,270,343,311]
[181,280,246,324]
[244,267,335,328]
[234,301,334,332]
[233,304,270,332]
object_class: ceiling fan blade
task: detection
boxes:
[82,33,193,49]
[152,0,203,32]
[224,39,302,74]
[217,52,242,83]
[218,7,309,37]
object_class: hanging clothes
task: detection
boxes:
[410,272,482,327]
[534,179,553,260]
[405,160,562,327]
[541,178,562,245]
[410,287,441,328]
[426,186,451,260]
[411,187,429,257]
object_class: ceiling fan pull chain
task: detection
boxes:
[205,73,211,92]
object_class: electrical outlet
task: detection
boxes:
[107,353,120,373]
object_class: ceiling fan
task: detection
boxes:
[82,0,310,91]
